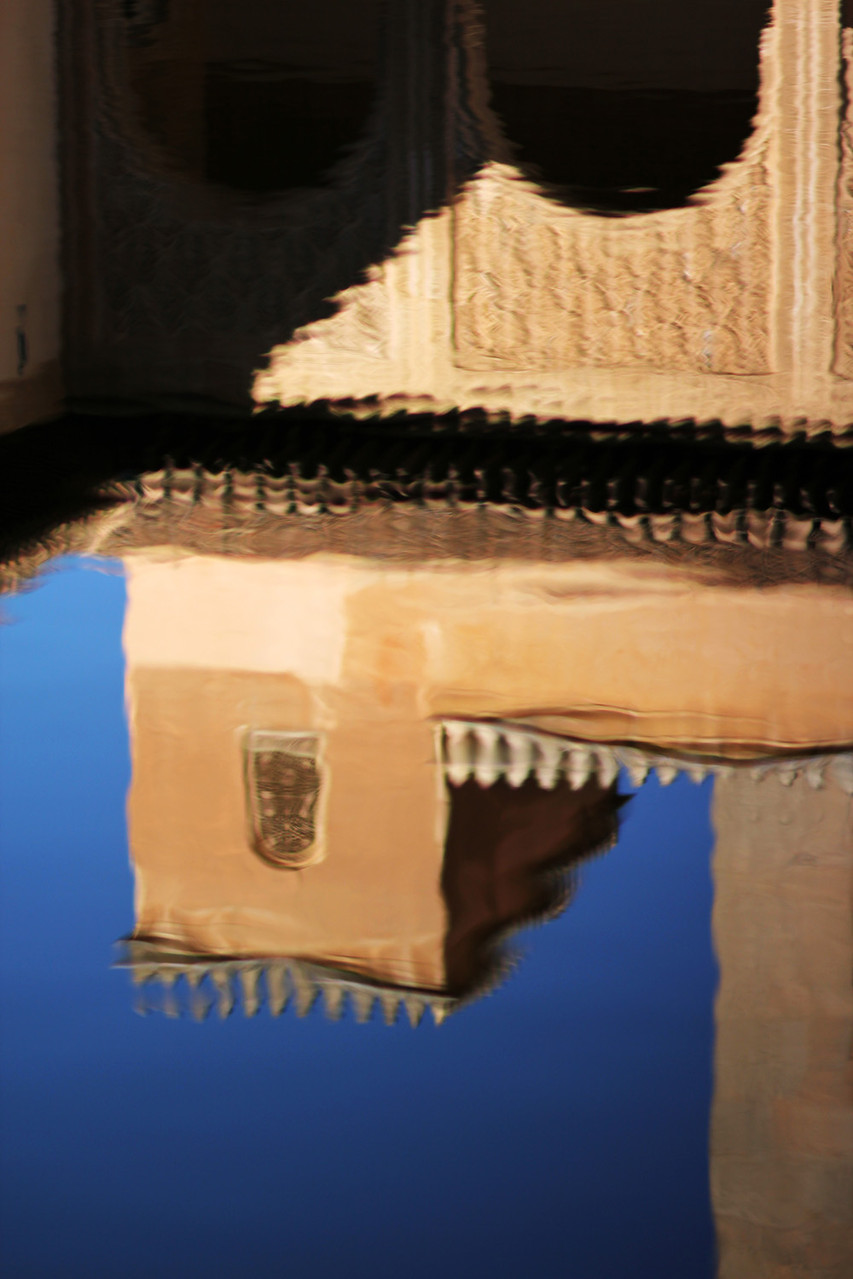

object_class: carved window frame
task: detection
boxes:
[243,729,327,869]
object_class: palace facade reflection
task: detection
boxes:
[106,497,851,1275]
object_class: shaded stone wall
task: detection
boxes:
[59,0,452,410]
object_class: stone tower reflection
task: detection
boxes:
[121,555,630,1016]
[118,548,853,1272]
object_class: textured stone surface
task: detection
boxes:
[256,1,853,432]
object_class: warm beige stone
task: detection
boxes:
[122,552,853,984]
[836,27,853,380]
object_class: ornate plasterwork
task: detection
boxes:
[4,459,850,600]
[133,463,852,558]
[117,942,455,1024]
[59,1,853,430]
[450,155,772,379]
[438,720,853,795]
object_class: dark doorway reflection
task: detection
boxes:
[443,775,622,996]
[123,0,381,192]
[484,0,773,212]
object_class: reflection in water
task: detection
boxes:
[1,453,851,1275]
[3,1,852,1272]
[484,0,772,211]
[104,509,851,1276]
[124,758,623,1022]
[123,0,381,192]
[119,550,634,1019]
[245,729,325,867]
[105,508,853,1279]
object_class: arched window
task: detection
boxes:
[483,0,773,213]
[120,0,381,193]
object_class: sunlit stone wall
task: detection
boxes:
[255,0,853,432]
[124,553,853,765]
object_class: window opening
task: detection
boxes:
[120,0,381,193]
